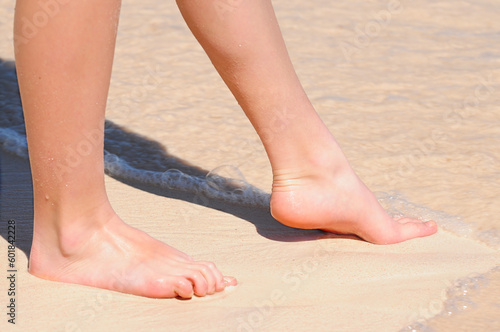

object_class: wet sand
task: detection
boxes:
[1,150,498,331]
[1,0,499,330]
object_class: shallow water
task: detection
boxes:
[1,0,499,329]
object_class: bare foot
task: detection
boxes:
[270,142,438,245]
[29,212,236,298]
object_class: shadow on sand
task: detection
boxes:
[0,58,355,261]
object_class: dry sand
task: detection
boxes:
[1,0,499,331]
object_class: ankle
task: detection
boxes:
[272,138,351,183]
[32,203,116,258]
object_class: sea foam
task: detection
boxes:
[1,59,498,248]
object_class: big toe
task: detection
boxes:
[392,219,438,244]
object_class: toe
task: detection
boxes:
[173,277,195,298]
[192,261,218,295]
[393,219,438,243]
[148,276,194,299]
[223,276,237,287]
[183,269,209,297]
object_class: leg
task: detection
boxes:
[15,0,235,298]
[177,0,437,244]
